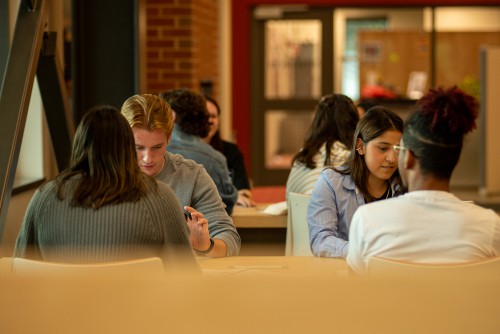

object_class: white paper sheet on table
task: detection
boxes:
[262,201,287,215]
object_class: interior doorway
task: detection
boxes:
[250,6,334,186]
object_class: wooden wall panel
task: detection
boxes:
[358,31,430,98]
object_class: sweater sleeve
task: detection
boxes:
[14,188,45,260]
[151,182,198,271]
[190,168,241,256]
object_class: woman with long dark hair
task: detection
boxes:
[286,94,359,197]
[15,106,196,269]
[308,107,404,258]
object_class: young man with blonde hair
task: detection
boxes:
[121,94,240,257]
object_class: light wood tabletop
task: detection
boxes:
[197,255,349,277]
[231,204,287,228]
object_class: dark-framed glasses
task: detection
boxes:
[393,144,407,157]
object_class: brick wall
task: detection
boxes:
[142,0,218,96]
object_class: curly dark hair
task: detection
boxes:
[159,88,210,137]
[403,86,478,179]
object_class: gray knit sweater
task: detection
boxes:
[14,177,197,268]
[157,152,241,256]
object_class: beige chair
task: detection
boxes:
[367,256,500,279]
[285,192,313,256]
[11,257,165,279]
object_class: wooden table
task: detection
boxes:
[231,204,287,228]
[197,256,349,277]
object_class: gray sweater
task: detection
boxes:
[14,177,197,269]
[157,152,241,256]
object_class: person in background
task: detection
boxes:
[160,89,239,215]
[14,106,197,270]
[347,86,500,274]
[308,107,405,258]
[356,99,378,118]
[121,94,240,258]
[286,94,359,198]
[202,95,255,208]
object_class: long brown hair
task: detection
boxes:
[292,94,359,168]
[56,106,151,209]
[336,106,403,202]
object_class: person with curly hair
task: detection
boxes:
[160,89,239,215]
[347,86,500,274]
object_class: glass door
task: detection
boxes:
[250,6,333,186]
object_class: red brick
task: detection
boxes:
[148,40,174,48]
[148,18,175,26]
[142,0,219,95]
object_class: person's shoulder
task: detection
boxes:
[167,151,205,171]
[355,196,397,218]
[32,179,58,199]
[203,141,227,162]
[466,201,500,221]
[321,166,352,183]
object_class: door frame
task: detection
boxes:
[250,6,334,186]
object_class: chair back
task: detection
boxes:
[367,256,500,279]
[11,257,164,279]
[285,192,312,256]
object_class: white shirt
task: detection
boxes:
[347,191,500,274]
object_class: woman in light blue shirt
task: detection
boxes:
[308,107,405,258]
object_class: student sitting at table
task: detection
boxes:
[308,107,405,258]
[286,93,359,198]
[160,88,239,215]
[202,95,255,208]
[121,94,240,257]
[14,106,197,270]
[347,86,500,274]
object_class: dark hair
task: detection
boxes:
[159,88,209,137]
[337,106,404,202]
[204,94,224,153]
[56,106,151,209]
[403,86,478,179]
[292,94,359,168]
[356,99,378,113]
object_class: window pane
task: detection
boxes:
[342,18,387,100]
[265,110,314,170]
[265,20,322,99]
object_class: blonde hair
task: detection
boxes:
[121,94,174,136]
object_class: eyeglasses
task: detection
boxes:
[393,144,407,157]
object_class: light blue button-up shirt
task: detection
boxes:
[308,168,402,258]
[168,125,238,215]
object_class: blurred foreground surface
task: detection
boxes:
[1,256,499,333]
